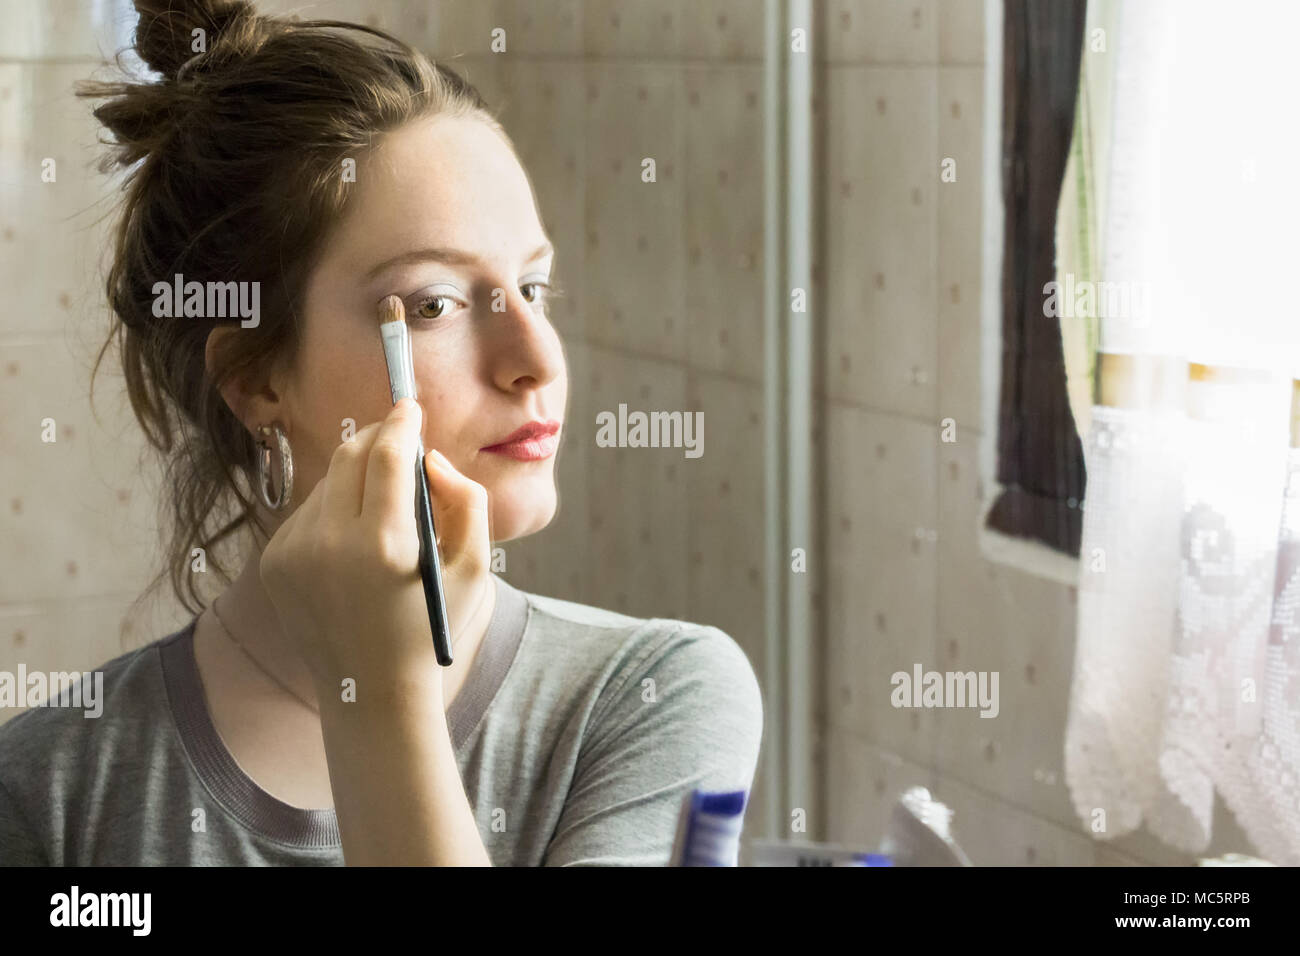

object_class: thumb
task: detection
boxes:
[424,448,490,573]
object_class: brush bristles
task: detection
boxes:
[378,294,405,325]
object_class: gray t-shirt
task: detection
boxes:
[0,574,763,865]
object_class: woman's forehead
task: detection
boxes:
[336,114,543,264]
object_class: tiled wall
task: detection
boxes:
[0,0,1260,864]
[0,0,177,680]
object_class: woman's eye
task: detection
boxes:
[409,283,550,320]
[522,281,551,305]
[412,295,455,321]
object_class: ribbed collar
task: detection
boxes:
[157,573,530,848]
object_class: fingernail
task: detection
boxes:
[427,448,452,470]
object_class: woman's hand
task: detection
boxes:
[258,398,495,864]
[258,398,492,707]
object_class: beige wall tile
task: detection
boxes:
[684,371,765,674]
[825,66,938,421]
[583,0,684,59]
[943,561,1075,823]
[937,66,984,433]
[826,402,939,767]
[681,0,765,62]
[819,0,939,65]
[500,0,584,57]
[584,346,690,619]
[583,63,686,362]
[0,62,115,338]
[684,65,765,383]
[938,0,985,65]
[937,433,1079,826]
[0,340,175,606]
[423,0,510,58]
[373,0,505,57]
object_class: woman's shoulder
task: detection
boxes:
[509,582,762,719]
[0,621,198,863]
[518,583,746,654]
[517,586,661,632]
[0,621,192,780]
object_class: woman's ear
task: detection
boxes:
[204,326,287,434]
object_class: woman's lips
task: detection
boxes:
[481,421,561,461]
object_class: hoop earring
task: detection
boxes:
[254,423,294,511]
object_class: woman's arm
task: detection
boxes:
[316,675,491,866]
[542,624,764,866]
[259,399,496,866]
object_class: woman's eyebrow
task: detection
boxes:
[364,240,555,282]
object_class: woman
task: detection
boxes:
[0,0,762,866]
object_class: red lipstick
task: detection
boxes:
[481,420,561,461]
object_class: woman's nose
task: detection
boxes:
[487,288,565,392]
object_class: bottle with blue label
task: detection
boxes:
[668,790,749,866]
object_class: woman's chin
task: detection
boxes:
[486,485,558,544]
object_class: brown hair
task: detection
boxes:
[79,0,505,620]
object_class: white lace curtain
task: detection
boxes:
[1062,0,1300,863]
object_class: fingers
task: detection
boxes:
[424,447,491,573]
[361,398,424,529]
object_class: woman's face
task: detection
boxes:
[268,112,567,543]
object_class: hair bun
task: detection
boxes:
[133,0,257,81]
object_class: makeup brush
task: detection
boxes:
[377,294,454,667]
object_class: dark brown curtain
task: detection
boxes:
[986,0,1088,556]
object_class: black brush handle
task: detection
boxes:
[414,450,453,666]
